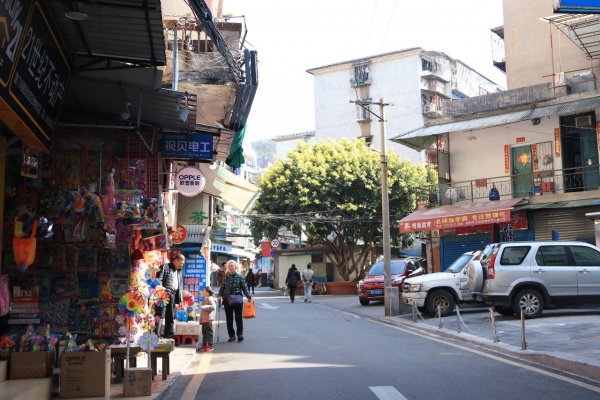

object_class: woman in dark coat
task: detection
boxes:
[246,269,256,294]
[285,264,302,303]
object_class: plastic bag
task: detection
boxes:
[284,287,289,297]
[243,300,255,319]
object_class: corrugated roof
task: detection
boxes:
[515,198,600,211]
[391,95,600,151]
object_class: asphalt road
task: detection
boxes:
[173,290,600,400]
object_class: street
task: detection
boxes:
[166,288,600,400]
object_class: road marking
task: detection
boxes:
[260,303,279,310]
[182,351,211,399]
[373,319,600,394]
[370,386,408,400]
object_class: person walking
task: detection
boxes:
[217,260,252,342]
[198,286,217,352]
[155,254,185,338]
[302,263,315,303]
[285,264,302,303]
[246,269,256,294]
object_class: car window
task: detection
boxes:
[368,261,406,275]
[535,246,570,266]
[499,246,530,265]
[570,245,600,267]
[446,254,473,273]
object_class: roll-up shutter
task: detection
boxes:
[533,206,600,242]
[441,229,534,271]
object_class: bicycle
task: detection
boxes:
[313,281,327,295]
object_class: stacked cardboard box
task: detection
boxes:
[60,350,111,398]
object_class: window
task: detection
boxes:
[500,246,530,265]
[352,64,370,86]
[535,246,570,266]
[356,99,371,121]
[570,245,600,266]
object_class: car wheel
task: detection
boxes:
[512,289,544,319]
[465,261,484,293]
[359,298,370,306]
[425,290,455,317]
[495,307,515,316]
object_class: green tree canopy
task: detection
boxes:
[249,138,432,281]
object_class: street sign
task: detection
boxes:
[271,239,280,248]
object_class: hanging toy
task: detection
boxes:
[102,168,116,232]
[13,220,38,272]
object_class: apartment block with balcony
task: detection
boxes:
[392,0,600,271]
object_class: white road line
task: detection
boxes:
[370,386,408,400]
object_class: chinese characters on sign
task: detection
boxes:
[169,225,187,245]
[175,166,206,197]
[401,210,511,233]
[210,243,231,253]
[504,145,510,174]
[183,254,206,302]
[554,128,561,157]
[159,133,213,160]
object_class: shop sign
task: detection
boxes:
[211,243,231,253]
[169,225,187,244]
[160,132,213,160]
[183,254,206,302]
[175,166,206,197]
[0,0,71,152]
[554,128,561,157]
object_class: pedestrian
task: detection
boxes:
[155,254,185,339]
[285,264,302,303]
[302,263,315,303]
[217,260,252,342]
[198,286,217,352]
[246,269,256,294]
[217,263,226,286]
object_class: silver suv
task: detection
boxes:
[467,241,600,318]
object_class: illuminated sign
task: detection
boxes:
[175,166,206,197]
[160,132,213,160]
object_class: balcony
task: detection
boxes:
[443,165,600,203]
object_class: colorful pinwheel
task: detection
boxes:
[153,289,170,307]
[138,331,159,352]
[119,291,144,317]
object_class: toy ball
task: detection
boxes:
[186,306,195,314]
[175,310,188,322]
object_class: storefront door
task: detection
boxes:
[511,145,533,198]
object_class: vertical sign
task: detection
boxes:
[596,122,600,153]
[554,128,561,157]
[183,254,206,302]
[504,145,510,174]
[531,144,539,171]
[0,0,71,152]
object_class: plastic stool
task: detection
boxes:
[174,335,196,345]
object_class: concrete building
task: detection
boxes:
[393,0,600,271]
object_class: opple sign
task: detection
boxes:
[175,166,206,197]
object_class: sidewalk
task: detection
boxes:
[386,305,600,382]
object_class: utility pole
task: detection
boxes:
[350,98,398,317]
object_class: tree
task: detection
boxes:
[249,138,432,282]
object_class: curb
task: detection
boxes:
[384,316,600,382]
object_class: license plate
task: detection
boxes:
[370,290,383,295]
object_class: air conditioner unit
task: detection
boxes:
[575,115,593,128]
[424,104,437,114]
[428,80,445,94]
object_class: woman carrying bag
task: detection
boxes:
[217,260,252,342]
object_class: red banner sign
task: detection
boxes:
[554,128,561,157]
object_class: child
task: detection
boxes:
[198,286,217,352]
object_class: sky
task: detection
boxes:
[219,0,506,144]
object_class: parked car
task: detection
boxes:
[402,249,491,317]
[467,241,600,319]
[357,258,425,305]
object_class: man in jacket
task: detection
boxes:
[156,254,185,338]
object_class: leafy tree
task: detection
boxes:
[249,138,432,281]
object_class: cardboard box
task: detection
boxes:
[123,368,153,397]
[10,351,55,379]
[60,350,111,398]
[174,322,200,336]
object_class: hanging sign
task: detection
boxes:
[175,166,206,197]
[169,225,187,245]
[0,0,71,152]
[160,132,213,160]
[183,254,206,302]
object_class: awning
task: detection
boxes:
[197,163,259,213]
[514,198,600,211]
[391,95,600,151]
[542,13,600,59]
[399,198,528,233]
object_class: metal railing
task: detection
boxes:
[443,164,600,202]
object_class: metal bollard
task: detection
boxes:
[437,304,443,329]
[520,309,527,350]
[490,307,499,343]
[411,301,418,322]
[456,305,461,333]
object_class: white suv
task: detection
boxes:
[467,241,600,318]
[402,250,488,317]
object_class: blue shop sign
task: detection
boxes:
[160,133,213,160]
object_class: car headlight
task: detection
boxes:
[407,283,421,292]
[357,280,364,289]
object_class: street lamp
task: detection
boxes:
[350,98,398,316]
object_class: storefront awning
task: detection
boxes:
[198,163,259,213]
[399,198,528,233]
